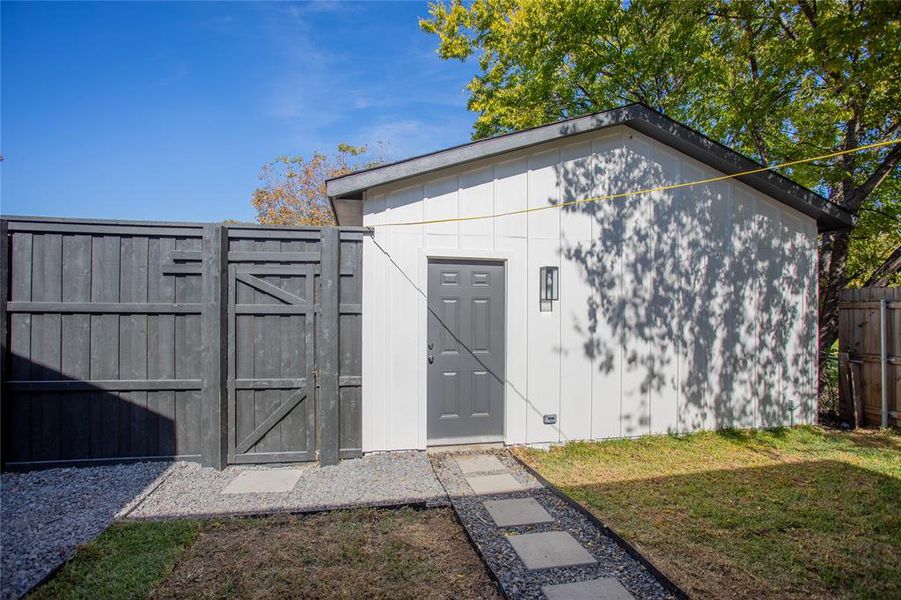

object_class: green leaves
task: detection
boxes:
[422,0,901,381]
[421,1,899,186]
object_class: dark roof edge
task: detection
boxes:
[327,104,853,232]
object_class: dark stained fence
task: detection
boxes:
[336,229,363,459]
[0,217,363,470]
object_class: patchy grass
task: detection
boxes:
[29,520,200,600]
[153,507,499,600]
[31,507,500,600]
[514,426,900,600]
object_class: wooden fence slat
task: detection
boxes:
[838,301,898,309]
[235,272,306,305]
[6,302,202,314]
[6,379,202,392]
[838,288,900,428]
[234,389,308,455]
[318,228,340,466]
[227,251,320,263]
[201,225,228,469]
[0,220,8,470]
[234,378,308,390]
[6,221,203,237]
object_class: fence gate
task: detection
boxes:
[222,225,363,465]
[226,227,318,463]
[0,217,362,471]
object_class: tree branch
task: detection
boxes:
[863,245,901,287]
[798,0,817,27]
[846,142,901,211]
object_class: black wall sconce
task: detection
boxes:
[539,266,558,311]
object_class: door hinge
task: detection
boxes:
[313,367,320,386]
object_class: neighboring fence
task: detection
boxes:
[837,287,900,428]
[0,216,362,470]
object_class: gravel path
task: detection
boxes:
[0,462,171,600]
[2,449,676,600]
[430,451,676,600]
[127,451,448,519]
[2,452,447,599]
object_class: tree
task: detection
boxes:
[252,144,377,226]
[422,0,901,393]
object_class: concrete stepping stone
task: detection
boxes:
[483,497,554,527]
[454,454,507,474]
[542,577,635,600]
[507,531,597,570]
[465,473,523,495]
[222,470,302,494]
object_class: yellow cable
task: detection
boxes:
[373,138,899,227]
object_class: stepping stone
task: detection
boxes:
[465,473,524,495]
[507,531,597,570]
[454,454,507,474]
[542,577,635,600]
[483,497,554,527]
[222,469,302,494]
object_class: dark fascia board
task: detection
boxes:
[326,104,854,232]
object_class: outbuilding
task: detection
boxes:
[327,104,853,452]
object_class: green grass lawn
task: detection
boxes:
[28,507,500,600]
[29,520,200,600]
[514,426,900,600]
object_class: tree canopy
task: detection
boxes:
[252,144,377,226]
[422,0,901,383]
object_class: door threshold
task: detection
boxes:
[426,441,505,455]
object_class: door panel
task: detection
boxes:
[427,259,505,443]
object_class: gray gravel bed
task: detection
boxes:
[1,461,172,600]
[431,452,674,600]
[128,451,448,519]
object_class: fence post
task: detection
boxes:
[0,220,9,471]
[201,224,228,469]
[880,298,889,428]
[319,227,340,466]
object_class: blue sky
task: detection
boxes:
[1,1,478,221]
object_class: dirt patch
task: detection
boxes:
[151,507,501,600]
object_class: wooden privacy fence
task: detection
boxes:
[0,216,363,470]
[838,287,900,428]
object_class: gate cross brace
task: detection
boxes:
[235,272,306,306]
[235,388,308,455]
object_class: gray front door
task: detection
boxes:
[427,259,505,444]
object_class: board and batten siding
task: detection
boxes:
[361,125,818,452]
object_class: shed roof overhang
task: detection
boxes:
[327,104,854,232]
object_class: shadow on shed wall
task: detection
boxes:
[553,129,815,436]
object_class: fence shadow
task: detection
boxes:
[3,355,184,468]
[0,358,175,599]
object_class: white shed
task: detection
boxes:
[326,104,853,452]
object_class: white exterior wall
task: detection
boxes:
[361,126,818,451]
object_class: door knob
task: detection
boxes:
[428,355,435,364]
